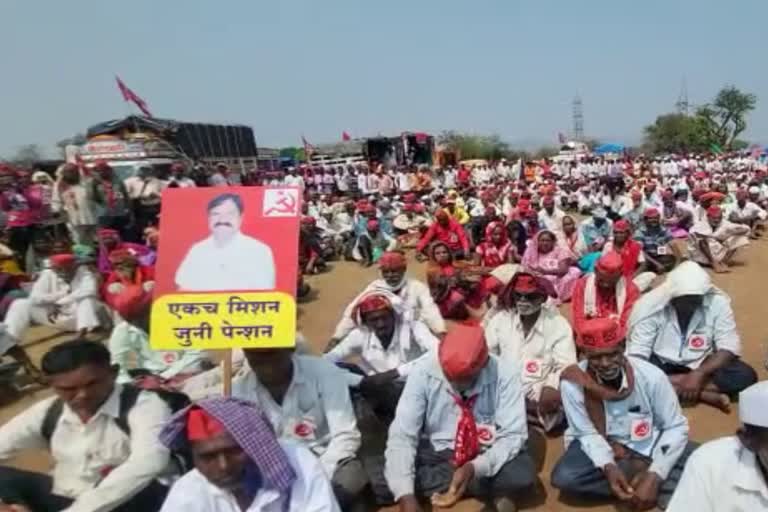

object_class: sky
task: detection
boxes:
[1,0,767,157]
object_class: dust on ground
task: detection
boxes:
[3,241,768,511]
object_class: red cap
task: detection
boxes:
[613,219,631,232]
[379,251,407,270]
[707,205,722,218]
[355,293,392,316]
[367,219,379,231]
[50,254,76,269]
[596,251,623,275]
[187,408,226,441]
[575,317,626,349]
[643,207,660,218]
[439,324,489,381]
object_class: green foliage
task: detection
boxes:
[279,146,306,162]
[438,131,511,160]
[643,86,757,154]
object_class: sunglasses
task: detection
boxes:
[512,291,543,301]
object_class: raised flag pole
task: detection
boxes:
[221,350,233,397]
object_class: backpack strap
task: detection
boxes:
[40,398,65,442]
[114,385,141,436]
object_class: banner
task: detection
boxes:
[150,187,300,350]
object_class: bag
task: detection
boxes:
[40,385,193,471]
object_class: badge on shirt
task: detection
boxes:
[687,334,709,352]
[291,417,317,441]
[476,424,496,446]
[523,359,543,380]
[163,352,177,364]
[630,417,652,442]
[449,233,458,243]
[656,245,669,255]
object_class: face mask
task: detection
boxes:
[516,300,542,316]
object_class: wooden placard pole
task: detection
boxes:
[222,349,233,397]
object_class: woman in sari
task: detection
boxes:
[522,230,581,304]
[101,249,155,314]
[425,241,479,319]
[602,220,656,291]
[474,221,518,268]
[557,215,585,258]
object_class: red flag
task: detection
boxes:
[342,131,351,141]
[115,76,152,117]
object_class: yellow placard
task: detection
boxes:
[150,292,296,350]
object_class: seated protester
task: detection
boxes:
[627,261,757,412]
[442,197,470,226]
[109,290,208,390]
[102,249,155,313]
[602,220,656,292]
[351,219,397,267]
[579,207,613,254]
[329,251,445,345]
[392,203,430,247]
[426,241,482,320]
[0,340,173,512]
[634,208,679,274]
[727,188,767,239]
[159,398,341,512]
[231,347,365,510]
[298,217,327,275]
[660,189,693,239]
[571,252,641,334]
[557,215,587,260]
[666,380,768,512]
[415,209,470,261]
[474,221,518,268]
[622,190,645,228]
[521,207,543,240]
[522,230,582,304]
[688,204,751,273]
[24,231,55,279]
[325,291,438,418]
[551,318,694,511]
[1,254,105,379]
[96,228,149,276]
[379,324,535,512]
[538,194,566,235]
[485,272,576,433]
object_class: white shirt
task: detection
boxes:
[123,176,165,200]
[485,307,576,396]
[728,201,767,221]
[30,266,99,309]
[0,385,172,512]
[628,292,741,369]
[538,208,566,234]
[231,355,360,478]
[159,440,341,512]
[175,232,276,291]
[666,436,768,512]
[325,319,439,385]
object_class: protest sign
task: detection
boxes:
[150,187,300,350]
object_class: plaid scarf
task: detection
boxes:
[451,393,479,467]
[159,397,296,494]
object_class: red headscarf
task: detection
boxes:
[187,408,226,441]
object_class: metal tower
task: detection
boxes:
[675,77,690,115]
[572,95,584,141]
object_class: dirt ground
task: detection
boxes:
[2,240,767,511]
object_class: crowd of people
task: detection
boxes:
[0,151,766,511]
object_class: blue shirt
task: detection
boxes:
[579,218,613,247]
[384,352,527,500]
[561,357,689,479]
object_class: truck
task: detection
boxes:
[72,116,259,181]
[308,131,435,169]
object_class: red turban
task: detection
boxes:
[439,324,489,381]
[512,274,538,293]
[575,317,626,349]
[700,191,725,203]
[613,219,631,232]
[379,251,407,270]
[596,251,623,275]
[98,228,119,240]
[50,254,76,269]
[187,408,226,441]
[643,207,660,218]
[706,205,722,218]
[435,210,450,222]
[354,293,392,318]
[366,219,379,231]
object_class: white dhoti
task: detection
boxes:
[1,297,104,355]
[689,235,750,265]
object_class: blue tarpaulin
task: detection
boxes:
[593,143,625,154]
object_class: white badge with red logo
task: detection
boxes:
[656,245,669,255]
[687,334,709,352]
[630,417,652,442]
[476,423,496,446]
[291,417,317,441]
[523,359,543,380]
[541,258,558,271]
[162,352,177,364]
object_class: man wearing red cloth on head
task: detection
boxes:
[379,324,534,512]
[551,317,694,511]
[159,397,340,512]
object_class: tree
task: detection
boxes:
[9,144,44,167]
[279,146,305,162]
[437,131,511,160]
[696,86,757,149]
[643,113,709,154]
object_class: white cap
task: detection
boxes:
[739,381,768,427]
